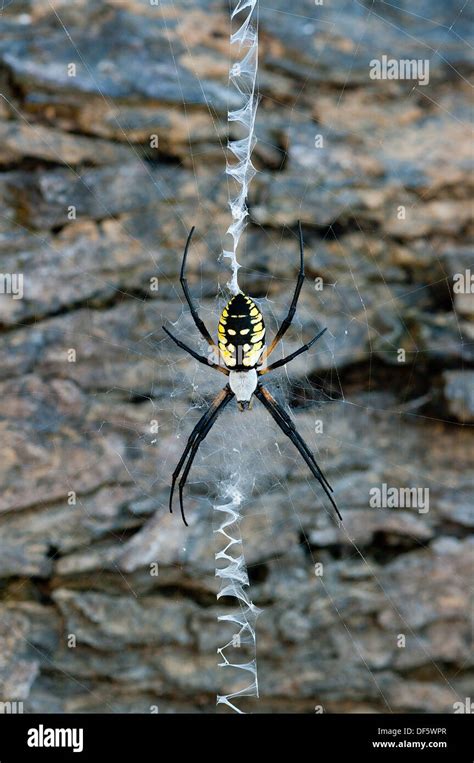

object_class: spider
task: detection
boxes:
[163,222,342,527]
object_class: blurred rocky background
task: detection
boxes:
[0,0,472,713]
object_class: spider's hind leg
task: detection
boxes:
[180,226,216,348]
[260,220,306,363]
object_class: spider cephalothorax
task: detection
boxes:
[163,223,341,526]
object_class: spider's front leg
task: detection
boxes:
[255,384,342,522]
[170,385,234,525]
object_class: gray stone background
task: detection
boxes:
[0,0,472,713]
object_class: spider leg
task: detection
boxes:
[169,396,224,517]
[170,386,234,525]
[178,392,233,526]
[260,220,305,363]
[163,326,229,375]
[259,327,327,376]
[256,383,332,493]
[180,226,216,348]
[255,385,342,522]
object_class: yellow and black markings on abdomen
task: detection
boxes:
[217,292,266,369]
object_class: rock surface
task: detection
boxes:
[0,1,472,714]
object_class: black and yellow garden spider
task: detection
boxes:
[163,223,342,526]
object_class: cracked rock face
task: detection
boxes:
[0,1,472,713]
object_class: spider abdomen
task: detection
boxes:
[218,292,266,369]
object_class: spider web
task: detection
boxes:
[0,0,471,715]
